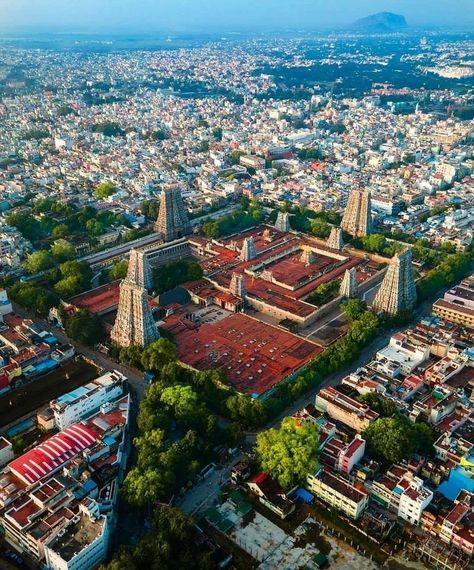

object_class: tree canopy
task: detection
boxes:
[24,250,55,274]
[99,506,216,570]
[8,282,59,317]
[363,416,436,464]
[256,417,320,489]
[153,260,203,294]
[64,309,103,346]
[141,338,178,374]
[95,181,117,199]
[357,392,398,418]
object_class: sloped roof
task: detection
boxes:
[9,423,98,485]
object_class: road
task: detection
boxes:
[178,455,243,515]
[12,303,149,400]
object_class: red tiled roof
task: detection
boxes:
[162,312,321,396]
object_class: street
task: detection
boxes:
[11,302,149,400]
[178,455,243,515]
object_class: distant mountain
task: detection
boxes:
[353,12,408,33]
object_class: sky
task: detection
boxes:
[0,0,472,31]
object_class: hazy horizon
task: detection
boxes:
[0,0,473,32]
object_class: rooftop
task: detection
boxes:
[47,512,105,562]
[162,312,321,396]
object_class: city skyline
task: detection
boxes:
[0,0,473,31]
[0,1,472,567]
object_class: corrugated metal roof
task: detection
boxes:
[9,423,98,485]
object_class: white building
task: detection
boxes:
[375,333,430,376]
[50,370,125,430]
[306,468,369,520]
[398,477,433,525]
[0,436,13,467]
[44,501,109,570]
[0,289,12,317]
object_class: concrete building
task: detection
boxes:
[154,187,191,242]
[0,395,130,565]
[50,370,125,430]
[398,477,433,525]
[306,468,369,519]
[433,299,474,329]
[44,502,109,570]
[315,387,379,432]
[373,249,417,316]
[0,289,13,317]
[0,437,14,468]
[433,277,474,329]
[341,190,372,237]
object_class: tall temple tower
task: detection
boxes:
[300,246,315,265]
[230,272,246,298]
[110,252,159,348]
[372,249,417,316]
[326,227,344,250]
[155,187,192,242]
[275,212,290,233]
[341,190,372,237]
[126,249,153,292]
[240,237,256,261]
[340,267,358,298]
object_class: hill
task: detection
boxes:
[353,12,408,33]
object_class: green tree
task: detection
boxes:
[54,260,92,296]
[108,261,129,281]
[86,218,105,236]
[226,394,268,427]
[363,416,436,464]
[95,181,116,199]
[357,392,398,417]
[99,506,214,570]
[141,338,178,373]
[141,199,160,220]
[341,298,367,321]
[64,309,103,346]
[21,128,50,141]
[119,345,144,369]
[201,220,220,239]
[54,275,84,298]
[51,241,75,262]
[197,140,210,153]
[5,211,44,241]
[51,224,69,239]
[150,129,168,141]
[11,435,26,455]
[229,150,245,165]
[24,250,55,274]
[152,260,203,294]
[306,280,339,306]
[212,126,223,141]
[159,385,210,431]
[256,417,319,489]
[9,282,59,317]
[417,253,472,300]
[92,121,125,137]
[310,219,331,239]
